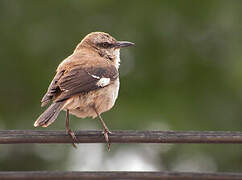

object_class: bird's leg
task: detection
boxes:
[93,107,111,151]
[65,109,78,148]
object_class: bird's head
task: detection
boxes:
[75,32,134,68]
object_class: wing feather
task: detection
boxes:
[55,66,118,102]
[40,65,118,106]
[41,70,65,107]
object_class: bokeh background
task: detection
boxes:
[0,0,241,172]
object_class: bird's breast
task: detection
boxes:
[95,78,120,113]
[63,78,120,118]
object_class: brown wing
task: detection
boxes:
[55,66,118,102]
[41,65,118,105]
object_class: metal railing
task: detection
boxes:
[1,130,242,180]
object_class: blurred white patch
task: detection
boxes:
[171,153,217,172]
[65,121,168,171]
[67,144,105,171]
[66,145,160,171]
[105,148,159,171]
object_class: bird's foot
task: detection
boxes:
[102,129,112,151]
[66,129,78,148]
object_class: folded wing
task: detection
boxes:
[40,65,118,106]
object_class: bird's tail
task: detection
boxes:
[34,101,65,128]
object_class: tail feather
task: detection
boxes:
[34,102,65,128]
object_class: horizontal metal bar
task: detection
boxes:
[0,171,241,180]
[0,130,241,144]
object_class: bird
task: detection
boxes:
[34,32,135,149]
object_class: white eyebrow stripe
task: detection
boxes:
[96,77,110,87]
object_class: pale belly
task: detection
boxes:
[62,79,120,118]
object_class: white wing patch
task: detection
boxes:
[91,74,100,79]
[87,72,111,87]
[87,72,101,79]
[96,77,110,87]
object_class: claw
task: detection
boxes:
[67,129,78,148]
[103,129,111,151]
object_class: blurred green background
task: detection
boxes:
[0,0,241,172]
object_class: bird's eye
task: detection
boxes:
[99,42,111,48]
[102,42,109,48]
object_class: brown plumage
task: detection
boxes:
[34,32,134,149]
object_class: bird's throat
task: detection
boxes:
[114,49,120,69]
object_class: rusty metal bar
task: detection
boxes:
[0,130,241,144]
[0,171,241,180]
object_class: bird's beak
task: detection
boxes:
[115,41,135,48]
